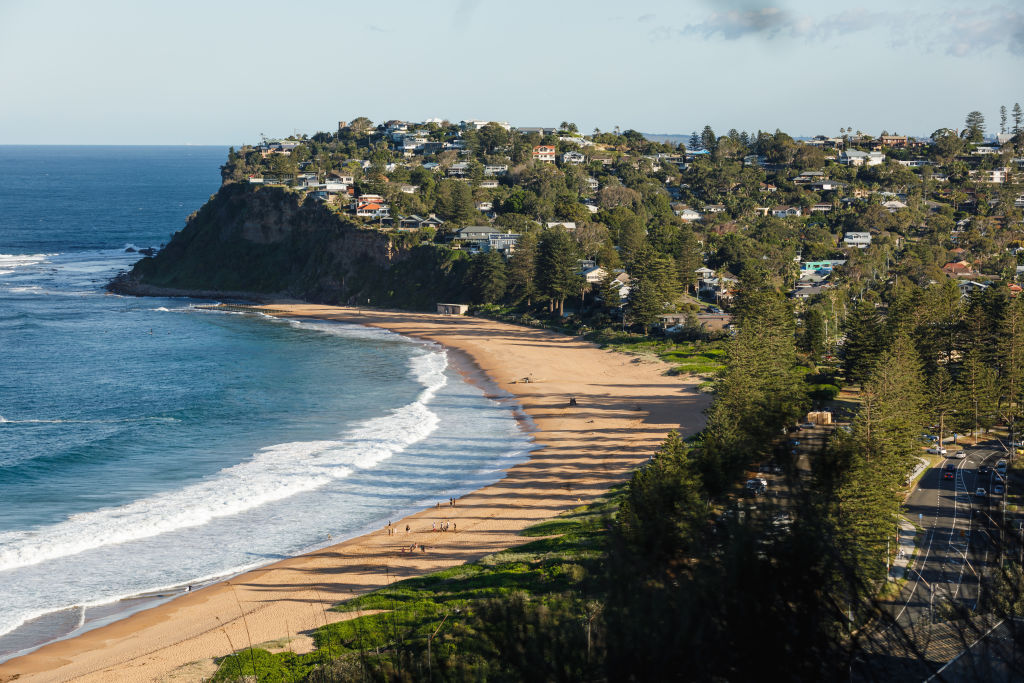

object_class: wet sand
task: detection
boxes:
[0,305,710,682]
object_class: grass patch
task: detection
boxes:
[211,489,625,682]
[584,331,727,376]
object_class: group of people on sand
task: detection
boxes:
[400,544,426,553]
[432,520,455,532]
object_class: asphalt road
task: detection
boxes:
[889,440,1008,638]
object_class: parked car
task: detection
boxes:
[975,487,987,497]
[927,447,947,455]
[993,484,1005,496]
[954,450,967,459]
[979,465,991,475]
[996,459,1008,475]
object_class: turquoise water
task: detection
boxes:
[0,147,533,660]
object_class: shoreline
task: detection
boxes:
[0,303,711,683]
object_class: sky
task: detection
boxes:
[0,0,1021,144]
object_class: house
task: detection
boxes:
[418,214,445,228]
[488,232,520,254]
[399,184,419,194]
[882,200,908,212]
[839,149,884,166]
[532,145,556,162]
[695,266,715,279]
[546,221,576,231]
[810,203,833,213]
[699,274,739,302]
[582,266,608,284]
[447,162,470,177]
[484,164,509,176]
[810,179,845,192]
[453,225,500,251]
[518,126,559,135]
[480,179,499,189]
[759,182,778,193]
[958,280,989,298]
[562,151,586,165]
[801,259,847,273]
[943,260,974,276]
[843,232,872,249]
[677,207,702,222]
[475,201,494,212]
[879,135,908,148]
[772,206,802,218]
[354,201,390,218]
[585,177,600,193]
[704,204,726,214]
[437,303,470,315]
[969,168,1010,184]
[794,171,825,184]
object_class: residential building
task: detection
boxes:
[533,145,556,162]
[546,221,576,231]
[483,164,508,176]
[447,162,470,177]
[839,149,884,166]
[585,177,600,193]
[772,206,802,218]
[810,203,833,213]
[843,232,871,248]
[969,168,1010,184]
[562,151,586,165]
[942,260,974,276]
[879,135,908,148]
[958,280,989,298]
[488,232,520,254]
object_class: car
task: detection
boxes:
[976,487,987,497]
[954,450,967,459]
[996,459,1008,475]
[943,464,956,480]
[927,447,948,455]
[801,422,816,429]
[979,465,991,475]
[993,484,1005,495]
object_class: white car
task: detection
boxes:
[927,447,947,455]
[975,487,987,497]
[954,450,967,458]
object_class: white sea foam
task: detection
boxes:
[0,254,52,276]
[0,349,448,574]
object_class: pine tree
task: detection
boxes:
[674,229,702,294]
[927,366,957,444]
[467,250,507,304]
[957,345,999,437]
[688,131,701,151]
[1001,105,1008,134]
[1013,103,1023,135]
[802,309,826,360]
[700,125,717,152]
[536,226,582,315]
[842,300,887,386]
[597,272,624,311]
[507,231,538,305]
[627,244,679,334]
[964,111,986,142]
[999,297,1024,439]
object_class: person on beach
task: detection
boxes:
[432,522,436,531]
[569,396,577,407]
[406,524,410,533]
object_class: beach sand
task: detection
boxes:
[0,305,710,682]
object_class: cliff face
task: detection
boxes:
[112,184,469,309]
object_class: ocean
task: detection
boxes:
[0,146,534,662]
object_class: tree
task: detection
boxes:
[1014,103,1023,135]
[597,272,624,312]
[843,300,887,386]
[627,244,679,334]
[536,226,582,315]
[466,250,507,304]
[1001,105,1008,134]
[927,366,957,445]
[700,125,717,152]
[963,111,985,143]
[802,309,826,360]
[507,231,539,305]
[688,131,701,151]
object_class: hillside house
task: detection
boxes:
[562,151,586,165]
[843,232,872,248]
[839,149,884,166]
[532,145,556,162]
[772,206,802,218]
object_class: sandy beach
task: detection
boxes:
[0,305,710,682]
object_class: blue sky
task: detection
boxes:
[0,0,1020,144]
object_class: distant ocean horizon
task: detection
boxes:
[0,146,534,662]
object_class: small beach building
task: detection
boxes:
[437,303,470,315]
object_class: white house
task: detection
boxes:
[562,151,587,165]
[839,149,884,166]
[844,232,872,248]
[772,206,802,218]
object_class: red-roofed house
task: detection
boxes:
[942,260,974,276]
[532,145,556,162]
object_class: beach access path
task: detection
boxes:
[0,305,710,683]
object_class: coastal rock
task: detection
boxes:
[108,184,469,310]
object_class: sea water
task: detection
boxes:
[0,147,534,661]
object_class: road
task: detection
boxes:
[884,440,1009,654]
